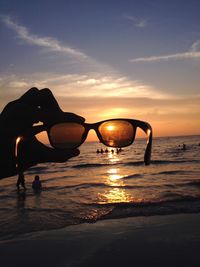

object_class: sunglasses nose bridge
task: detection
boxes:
[84,123,101,141]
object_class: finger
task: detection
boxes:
[38,89,85,123]
[18,137,80,169]
[19,87,40,104]
[1,88,84,135]
[0,100,41,135]
[39,147,80,163]
[20,88,85,124]
[20,88,61,111]
[47,111,85,124]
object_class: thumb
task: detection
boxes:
[38,147,80,163]
[18,138,80,169]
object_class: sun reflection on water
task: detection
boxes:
[107,168,124,186]
[107,151,120,163]
[99,187,133,204]
[98,167,133,204]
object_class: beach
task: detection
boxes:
[1,213,200,267]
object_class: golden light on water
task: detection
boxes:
[107,168,124,186]
[98,167,133,204]
[100,187,132,203]
[107,151,120,163]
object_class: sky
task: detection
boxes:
[0,0,200,141]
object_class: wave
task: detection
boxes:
[124,161,144,166]
[27,166,48,172]
[121,173,143,179]
[72,163,117,169]
[88,196,200,222]
[1,191,200,240]
[156,170,190,175]
[70,159,192,169]
[42,182,141,192]
[185,180,200,187]
[25,159,200,174]
[44,179,200,193]
[150,159,200,165]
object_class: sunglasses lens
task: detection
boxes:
[98,120,135,147]
[49,123,85,149]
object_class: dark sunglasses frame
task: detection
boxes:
[23,118,152,165]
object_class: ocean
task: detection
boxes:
[0,135,200,240]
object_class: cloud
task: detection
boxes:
[0,15,88,60]
[130,40,200,63]
[1,73,199,136]
[0,14,169,111]
[0,14,118,75]
[0,72,166,104]
[123,14,147,28]
[190,40,200,52]
[130,51,200,62]
[51,92,200,124]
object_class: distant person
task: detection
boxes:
[16,171,26,190]
[116,148,122,153]
[96,149,100,153]
[100,149,104,154]
[105,148,108,153]
[32,175,42,190]
[182,143,186,150]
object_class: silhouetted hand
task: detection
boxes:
[0,88,85,179]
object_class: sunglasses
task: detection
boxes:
[22,118,152,165]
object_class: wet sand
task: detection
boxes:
[1,213,200,267]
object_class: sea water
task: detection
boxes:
[0,135,200,240]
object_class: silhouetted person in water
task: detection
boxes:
[32,175,42,190]
[16,171,26,190]
[182,143,186,150]
[0,88,85,180]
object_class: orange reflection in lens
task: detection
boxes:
[99,120,134,147]
[50,123,85,148]
[106,125,115,131]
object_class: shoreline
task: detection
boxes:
[1,212,200,266]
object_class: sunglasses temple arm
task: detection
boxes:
[144,127,152,165]
[136,121,152,165]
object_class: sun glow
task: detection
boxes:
[106,125,115,131]
[99,108,130,119]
